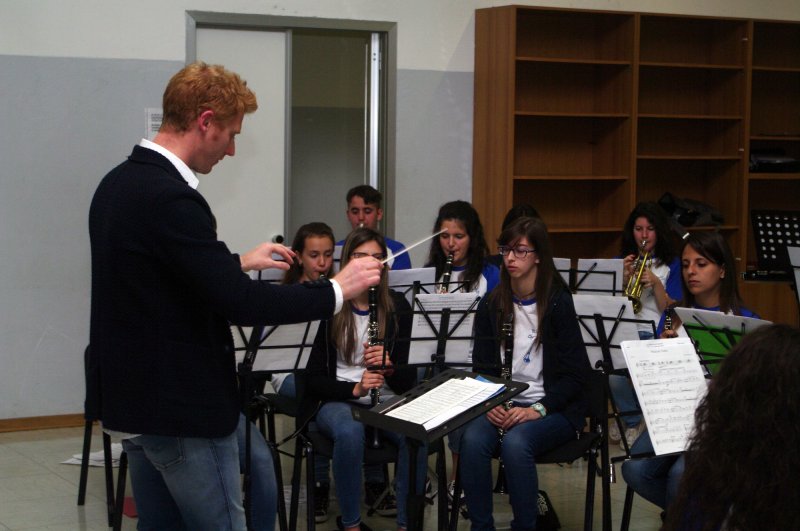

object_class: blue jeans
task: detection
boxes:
[316,401,427,528]
[122,413,276,531]
[459,409,576,531]
[621,431,685,510]
[280,375,382,486]
[608,375,642,427]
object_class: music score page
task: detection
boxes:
[621,338,708,455]
[386,376,504,431]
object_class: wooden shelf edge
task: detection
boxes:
[637,155,742,160]
[638,114,743,120]
[639,61,745,70]
[683,225,739,232]
[515,111,630,118]
[516,56,632,66]
[750,135,800,142]
[514,175,629,181]
[549,227,622,234]
[748,173,800,181]
[752,65,800,73]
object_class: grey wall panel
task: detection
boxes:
[0,56,181,419]
[394,69,474,266]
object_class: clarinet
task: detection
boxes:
[367,285,383,449]
[438,253,454,294]
[494,312,514,494]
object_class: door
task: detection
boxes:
[191,18,386,253]
[195,27,287,253]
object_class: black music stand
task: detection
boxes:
[237,320,320,531]
[388,267,437,306]
[789,246,800,316]
[405,292,482,374]
[573,294,656,531]
[574,258,625,295]
[352,369,528,531]
[748,209,800,280]
[673,307,771,375]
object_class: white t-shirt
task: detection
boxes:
[509,298,545,404]
[336,310,394,405]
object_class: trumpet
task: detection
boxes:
[438,253,454,294]
[494,313,514,494]
[624,239,651,314]
[366,285,383,449]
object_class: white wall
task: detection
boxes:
[0,0,798,420]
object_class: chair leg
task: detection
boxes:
[447,468,462,531]
[103,433,115,527]
[77,420,93,505]
[289,438,304,531]
[113,451,128,531]
[583,446,598,531]
[269,441,289,531]
[305,442,316,531]
[620,485,635,531]
[436,448,448,530]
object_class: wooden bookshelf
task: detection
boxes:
[473,6,800,325]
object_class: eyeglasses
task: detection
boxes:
[498,246,536,259]
[351,252,386,260]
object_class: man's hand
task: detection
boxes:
[334,257,382,300]
[240,243,296,273]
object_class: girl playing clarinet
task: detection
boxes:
[426,200,499,296]
[306,227,425,531]
[459,216,589,530]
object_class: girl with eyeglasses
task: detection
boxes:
[426,200,500,296]
[459,216,590,530]
[305,227,425,531]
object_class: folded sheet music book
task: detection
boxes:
[385,376,505,430]
[621,338,708,455]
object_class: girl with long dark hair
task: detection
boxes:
[459,217,589,530]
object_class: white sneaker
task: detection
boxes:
[608,421,622,443]
[622,423,646,450]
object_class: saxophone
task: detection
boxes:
[624,239,652,314]
[367,285,383,449]
[493,312,514,494]
[438,253,454,293]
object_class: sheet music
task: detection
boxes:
[621,338,708,455]
[408,293,479,365]
[575,258,624,295]
[388,267,436,305]
[673,307,772,335]
[573,294,640,369]
[554,257,571,286]
[250,267,285,282]
[790,246,800,309]
[386,376,505,430]
[234,321,320,372]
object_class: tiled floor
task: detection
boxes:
[0,425,663,530]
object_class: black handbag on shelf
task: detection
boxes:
[658,192,724,228]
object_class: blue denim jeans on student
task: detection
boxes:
[122,413,276,531]
[459,409,576,531]
[621,431,685,510]
[315,401,427,529]
[279,374,383,487]
[609,330,653,428]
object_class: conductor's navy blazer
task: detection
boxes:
[89,146,335,438]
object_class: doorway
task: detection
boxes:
[187,12,395,251]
